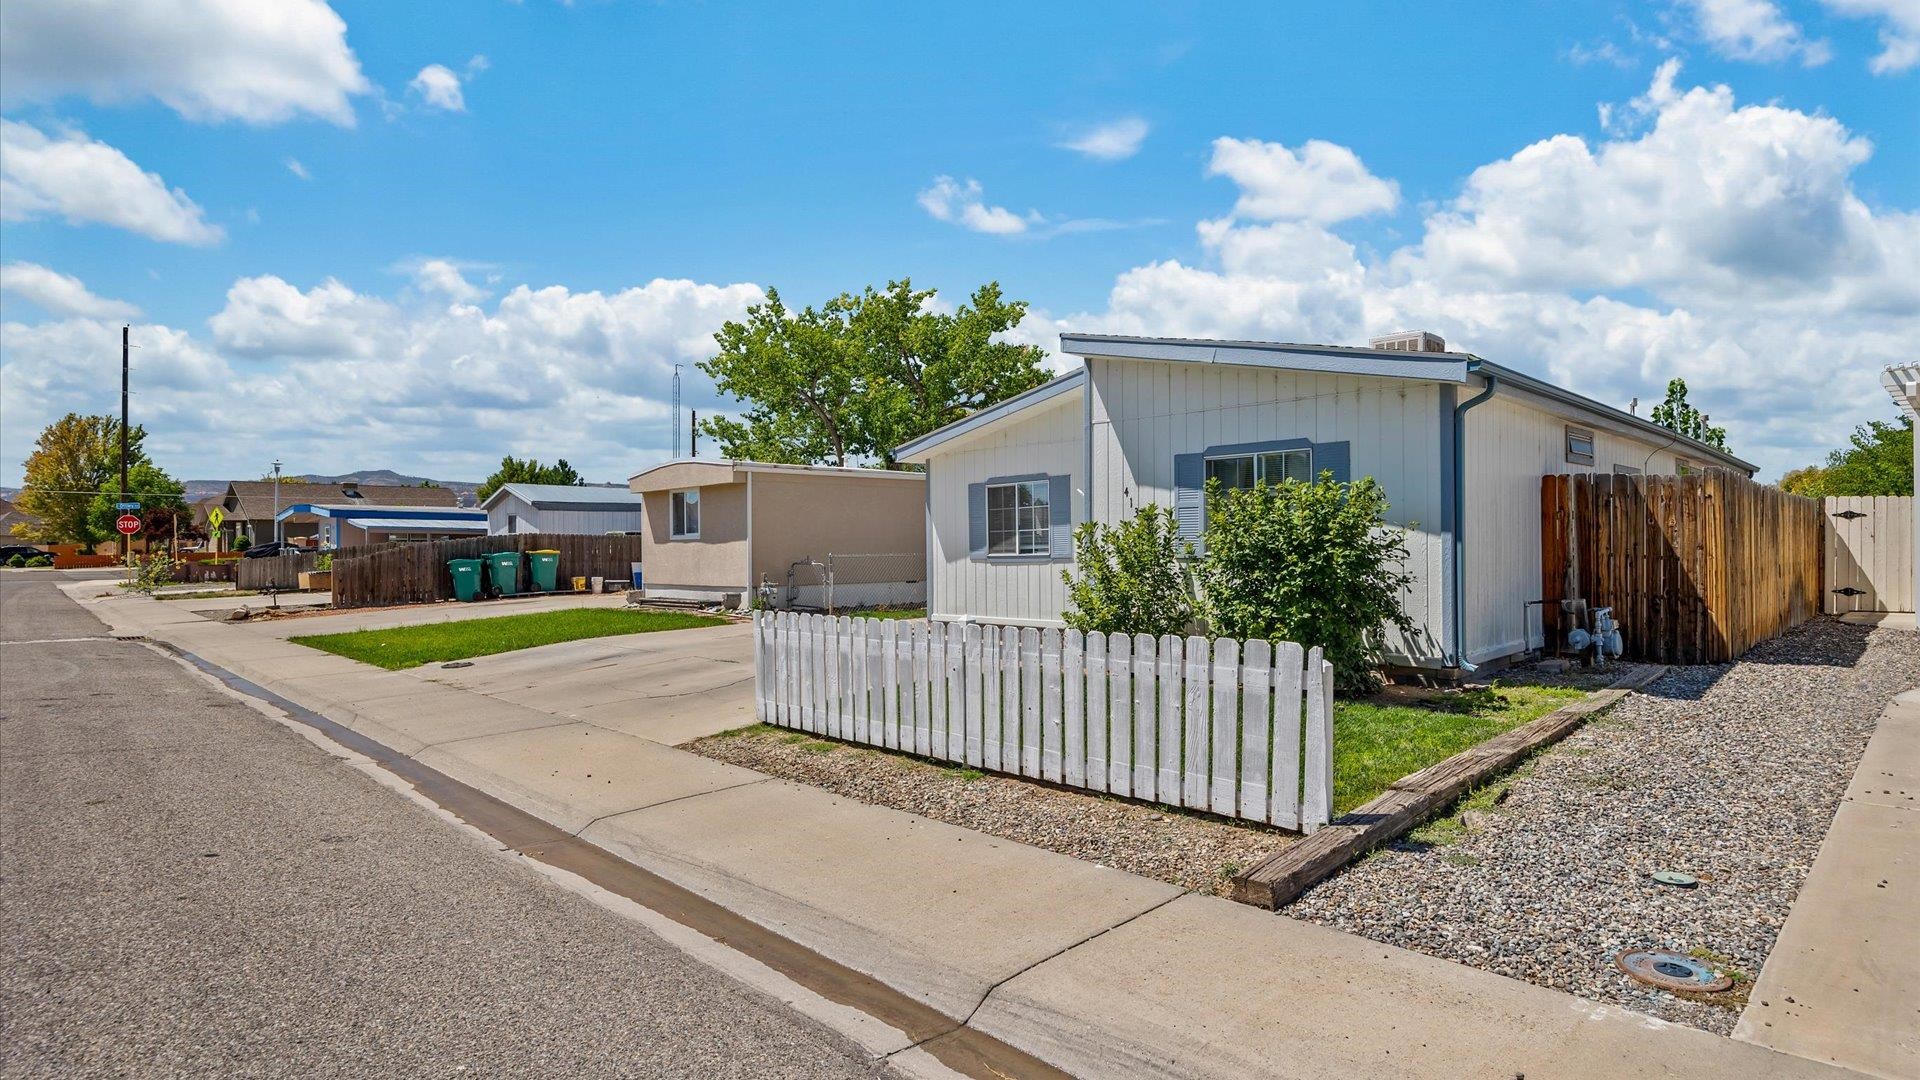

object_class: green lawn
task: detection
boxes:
[851,607,927,620]
[1331,682,1587,814]
[291,608,727,670]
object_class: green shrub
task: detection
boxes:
[1061,503,1196,638]
[6,555,23,568]
[234,535,251,552]
[26,555,52,568]
[131,552,177,595]
[1198,474,1414,695]
[314,553,333,572]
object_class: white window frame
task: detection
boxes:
[985,478,1050,557]
[1204,447,1312,492]
[1565,425,1596,466]
[670,488,701,539]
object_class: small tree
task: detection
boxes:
[1060,504,1196,637]
[475,456,583,503]
[1649,378,1728,450]
[1198,475,1414,695]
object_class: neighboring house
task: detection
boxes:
[0,497,40,540]
[1884,363,1920,613]
[212,481,460,549]
[273,503,487,548]
[483,483,646,536]
[895,331,1757,673]
[628,459,925,609]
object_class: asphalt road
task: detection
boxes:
[0,573,887,1078]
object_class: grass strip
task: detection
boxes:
[292,608,726,670]
[1331,683,1587,815]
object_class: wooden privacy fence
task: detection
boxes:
[753,611,1336,831]
[236,551,318,591]
[331,533,644,609]
[1824,496,1914,614]
[1541,472,1823,664]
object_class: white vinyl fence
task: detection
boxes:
[752,611,1335,831]
[1824,496,1915,614]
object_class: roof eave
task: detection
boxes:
[1475,361,1758,474]
[894,369,1087,462]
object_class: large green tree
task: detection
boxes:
[476,455,583,502]
[12,413,150,550]
[86,461,186,543]
[1778,416,1913,497]
[699,279,1052,467]
[1649,378,1729,450]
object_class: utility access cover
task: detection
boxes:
[1615,950,1732,993]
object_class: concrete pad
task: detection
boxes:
[1736,707,1920,1078]
[310,685,572,756]
[973,893,1847,1080]
[582,779,1184,1020]
[419,722,764,833]
[579,679,757,744]
[1839,610,1917,630]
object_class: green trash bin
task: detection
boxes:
[484,551,522,597]
[527,549,561,592]
[447,558,485,602]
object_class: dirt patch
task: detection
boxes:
[686,728,1294,895]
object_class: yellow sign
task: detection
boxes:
[207,507,225,529]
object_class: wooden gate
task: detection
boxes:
[1824,496,1915,613]
[1541,472,1824,664]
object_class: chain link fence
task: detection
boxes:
[777,552,925,613]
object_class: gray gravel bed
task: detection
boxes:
[1289,617,1920,1034]
[687,731,1292,895]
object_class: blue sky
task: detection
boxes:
[2,0,1916,485]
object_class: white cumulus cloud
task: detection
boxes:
[0,0,370,125]
[408,259,488,303]
[285,157,310,180]
[1680,0,1833,64]
[917,176,1038,235]
[1059,117,1151,161]
[0,120,225,245]
[1820,0,1920,72]
[408,56,487,113]
[1,273,767,487]
[0,262,141,319]
[1205,137,1400,224]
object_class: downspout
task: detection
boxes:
[1451,366,1498,672]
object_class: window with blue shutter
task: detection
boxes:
[968,473,1073,562]
[1173,438,1353,552]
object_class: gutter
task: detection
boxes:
[1451,365,1498,672]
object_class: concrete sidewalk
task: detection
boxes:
[1734,688,1920,1079]
[80,589,1858,1079]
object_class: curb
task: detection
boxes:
[1231,663,1671,909]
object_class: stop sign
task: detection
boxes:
[115,514,141,535]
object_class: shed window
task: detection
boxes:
[1565,426,1596,466]
[1205,448,1312,491]
[986,479,1050,556]
[1674,458,1697,476]
[670,489,700,538]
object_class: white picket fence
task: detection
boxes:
[752,611,1335,831]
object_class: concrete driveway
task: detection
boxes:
[405,620,756,746]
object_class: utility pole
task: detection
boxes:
[690,410,699,458]
[672,364,683,459]
[120,325,130,496]
[272,458,283,545]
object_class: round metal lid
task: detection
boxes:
[1651,870,1700,888]
[1615,950,1733,993]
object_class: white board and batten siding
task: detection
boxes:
[1461,395,1694,664]
[1087,356,1448,665]
[925,392,1084,626]
[1823,496,1915,614]
[753,610,1337,831]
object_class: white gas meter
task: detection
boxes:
[1567,606,1625,664]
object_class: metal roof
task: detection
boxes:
[483,483,645,511]
[343,517,488,532]
[276,503,487,522]
[905,333,1754,475]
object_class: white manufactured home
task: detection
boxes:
[895,332,1756,673]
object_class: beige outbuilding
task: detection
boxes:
[628,459,926,610]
